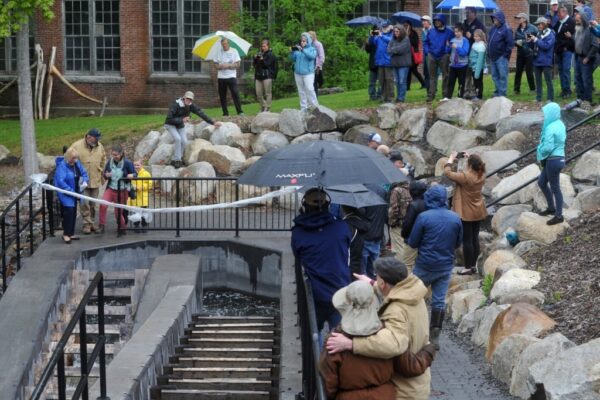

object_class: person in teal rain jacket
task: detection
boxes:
[536,102,566,226]
[289,32,319,111]
[468,29,487,100]
[446,23,470,99]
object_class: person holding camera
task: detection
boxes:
[369,24,394,103]
[443,151,487,276]
[289,32,319,111]
[513,13,537,95]
[253,39,278,112]
[530,17,556,102]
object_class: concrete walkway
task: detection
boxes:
[431,332,516,399]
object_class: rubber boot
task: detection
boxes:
[430,308,445,350]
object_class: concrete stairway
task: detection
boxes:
[150,315,280,400]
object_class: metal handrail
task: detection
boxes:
[30,272,109,400]
[295,258,326,400]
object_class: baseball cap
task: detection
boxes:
[368,133,382,144]
[421,15,432,23]
[87,128,101,139]
[389,150,404,163]
[303,188,330,207]
[183,91,195,100]
[550,0,558,5]
[515,12,529,19]
[534,16,548,24]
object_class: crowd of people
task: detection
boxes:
[364,0,600,105]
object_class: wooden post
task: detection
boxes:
[37,63,46,120]
[50,64,105,104]
[43,47,57,120]
[0,62,36,96]
[34,45,43,120]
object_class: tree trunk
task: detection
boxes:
[17,20,39,182]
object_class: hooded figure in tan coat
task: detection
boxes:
[326,257,431,400]
[443,151,487,275]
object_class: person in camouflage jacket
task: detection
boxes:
[387,151,414,269]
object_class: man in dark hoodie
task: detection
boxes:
[573,9,597,103]
[554,6,576,98]
[362,184,389,279]
[292,188,352,331]
[408,185,462,349]
[424,14,454,101]
[488,11,514,97]
[400,180,428,271]
[341,206,369,277]
[366,26,381,100]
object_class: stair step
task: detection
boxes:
[193,315,274,321]
[190,323,276,331]
[63,343,119,354]
[85,305,130,316]
[175,357,274,368]
[72,324,122,335]
[153,388,270,400]
[63,365,100,377]
[94,271,135,281]
[163,378,272,391]
[169,367,271,379]
[178,347,273,358]
[185,338,274,349]
[187,330,275,339]
[99,287,132,298]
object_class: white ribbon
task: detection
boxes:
[31,173,300,215]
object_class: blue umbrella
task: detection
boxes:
[390,11,423,27]
[436,0,497,9]
[346,16,387,27]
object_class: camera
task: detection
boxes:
[371,29,380,35]
[291,45,301,51]
[527,33,534,39]
[456,151,467,159]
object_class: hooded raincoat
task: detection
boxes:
[290,33,318,75]
[54,156,89,208]
[537,102,566,161]
[488,11,514,61]
[533,27,556,67]
[423,14,454,60]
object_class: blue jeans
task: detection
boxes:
[368,69,380,99]
[555,51,573,94]
[490,56,509,97]
[361,239,380,279]
[538,157,565,217]
[412,266,452,312]
[534,66,554,102]
[423,55,430,89]
[574,55,594,102]
[315,300,341,332]
[393,67,409,101]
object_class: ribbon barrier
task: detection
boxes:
[31,174,300,220]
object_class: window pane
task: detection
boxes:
[65,0,91,72]
[151,0,179,72]
[183,0,209,73]
[95,0,121,72]
[367,0,397,18]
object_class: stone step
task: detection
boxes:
[177,347,274,358]
[173,357,274,368]
[167,366,272,379]
[150,388,271,400]
[186,329,275,339]
[159,378,272,392]
[72,323,122,336]
[92,271,135,281]
[184,338,274,349]
[193,315,274,321]
[189,323,276,331]
[85,304,130,316]
[63,342,119,355]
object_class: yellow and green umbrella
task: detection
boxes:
[192,31,252,61]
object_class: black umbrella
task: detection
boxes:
[237,141,408,187]
[345,16,387,27]
[301,184,387,208]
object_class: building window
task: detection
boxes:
[431,0,461,27]
[151,0,209,75]
[64,0,121,74]
[529,0,572,24]
[0,35,36,75]
[367,1,398,18]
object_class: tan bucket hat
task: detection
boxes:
[332,281,382,336]
[183,91,195,100]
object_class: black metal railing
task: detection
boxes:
[118,177,299,237]
[1,182,50,292]
[30,272,108,400]
[295,258,326,400]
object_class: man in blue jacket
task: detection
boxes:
[369,24,394,102]
[488,10,514,97]
[291,188,352,332]
[424,14,454,102]
[408,185,462,349]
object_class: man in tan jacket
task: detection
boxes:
[68,128,106,234]
[326,257,431,400]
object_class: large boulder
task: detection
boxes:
[434,157,449,176]
[459,307,483,334]
[198,145,246,175]
[476,97,514,131]
[496,289,546,307]
[0,144,10,163]
[390,144,433,178]
[572,150,600,181]
[533,173,576,210]
[490,269,541,300]
[513,240,547,257]
[376,103,400,129]
[215,180,271,205]
[495,111,544,139]
[159,130,174,145]
[471,303,510,347]
[193,121,212,140]
[486,303,556,361]
[36,153,55,171]
[510,333,575,399]
[492,130,527,151]
[240,156,260,173]
[151,165,179,193]
[483,249,527,277]
[394,107,428,142]
[528,337,600,400]
[278,108,306,137]
[516,211,569,245]
[305,105,337,132]
[178,161,216,202]
[210,122,243,146]
[344,125,389,146]
[148,143,174,166]
[335,110,370,131]
[448,288,486,323]
[250,112,280,134]
[426,121,487,154]
[491,204,533,236]
[481,150,521,175]
[572,187,600,213]
[492,334,540,385]
[291,132,343,144]
[226,133,256,151]
[435,98,473,126]
[134,130,161,161]
[183,138,213,165]
[491,163,540,204]
[251,130,289,155]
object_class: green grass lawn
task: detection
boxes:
[1,71,599,156]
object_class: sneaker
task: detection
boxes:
[95,225,105,234]
[537,208,556,216]
[82,225,92,235]
[170,160,182,169]
[238,112,245,116]
[546,215,564,225]
[440,97,449,102]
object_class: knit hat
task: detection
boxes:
[332,281,382,336]
[87,128,101,139]
[368,133,382,144]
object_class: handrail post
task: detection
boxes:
[1,217,6,292]
[57,350,66,400]
[15,199,21,271]
[41,187,47,241]
[47,187,55,237]
[235,182,240,237]
[175,179,181,238]
[28,186,34,255]
[79,308,89,400]
[97,274,110,400]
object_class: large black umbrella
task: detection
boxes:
[345,16,387,27]
[300,184,387,208]
[237,141,408,187]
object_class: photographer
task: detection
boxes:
[443,151,487,276]
[289,32,319,111]
[530,17,556,102]
[253,39,278,112]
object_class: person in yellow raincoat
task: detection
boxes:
[128,160,152,232]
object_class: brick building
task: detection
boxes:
[0,0,598,114]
